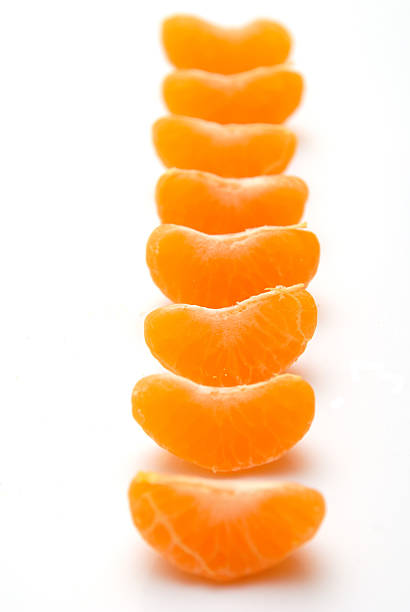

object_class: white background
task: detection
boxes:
[1,0,410,610]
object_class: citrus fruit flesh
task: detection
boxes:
[153,115,296,178]
[162,15,291,74]
[132,372,315,472]
[144,285,317,386]
[163,65,303,124]
[156,168,308,233]
[129,471,325,582]
[146,224,320,308]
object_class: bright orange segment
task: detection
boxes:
[163,66,303,124]
[129,472,325,581]
[144,285,317,386]
[147,224,320,308]
[162,15,291,74]
[132,373,315,472]
[156,169,308,233]
[153,116,296,178]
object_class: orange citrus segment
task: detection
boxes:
[132,373,315,472]
[129,471,325,581]
[146,224,320,308]
[144,285,317,386]
[163,66,303,124]
[162,15,291,74]
[152,115,296,178]
[156,169,308,233]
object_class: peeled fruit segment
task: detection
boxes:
[146,224,320,308]
[144,285,317,386]
[156,169,308,233]
[153,115,296,178]
[163,66,303,124]
[162,15,291,74]
[129,471,325,582]
[132,373,315,472]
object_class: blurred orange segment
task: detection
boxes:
[144,285,317,386]
[163,66,303,124]
[129,472,325,581]
[162,15,291,74]
[156,169,308,233]
[153,116,296,178]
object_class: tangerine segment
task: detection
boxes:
[132,373,315,473]
[153,116,296,178]
[129,472,325,582]
[162,15,291,75]
[146,224,319,308]
[163,66,303,124]
[156,169,308,233]
[144,285,317,386]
